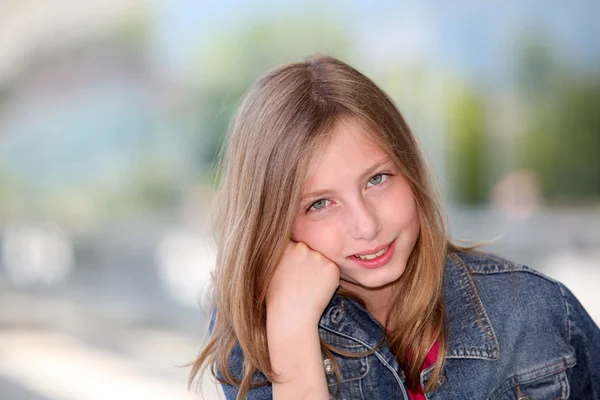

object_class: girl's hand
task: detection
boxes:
[266,241,339,399]
[266,241,340,332]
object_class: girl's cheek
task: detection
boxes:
[384,182,417,220]
[291,219,320,244]
[313,221,344,258]
[293,218,343,257]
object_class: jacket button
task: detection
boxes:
[331,306,345,323]
[436,375,446,386]
[323,358,335,375]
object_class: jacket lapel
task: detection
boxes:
[444,252,499,360]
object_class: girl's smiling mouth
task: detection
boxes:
[347,238,397,269]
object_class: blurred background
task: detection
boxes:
[0,1,599,399]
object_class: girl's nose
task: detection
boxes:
[346,199,382,241]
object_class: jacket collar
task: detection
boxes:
[318,251,499,361]
[443,251,499,360]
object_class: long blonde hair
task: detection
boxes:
[190,55,461,398]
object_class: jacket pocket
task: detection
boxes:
[489,355,575,400]
[319,329,371,399]
[325,355,368,400]
[324,354,369,385]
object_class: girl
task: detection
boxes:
[189,55,600,399]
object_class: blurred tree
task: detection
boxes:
[188,13,350,173]
[444,82,488,204]
[97,150,182,220]
[517,40,600,202]
[0,159,21,218]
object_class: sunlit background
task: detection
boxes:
[1,1,599,399]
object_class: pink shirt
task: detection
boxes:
[407,340,440,400]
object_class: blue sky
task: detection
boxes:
[151,1,600,84]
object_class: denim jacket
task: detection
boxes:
[219,251,600,399]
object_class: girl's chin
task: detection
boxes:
[339,273,404,292]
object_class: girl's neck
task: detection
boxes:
[342,282,395,328]
[366,296,394,328]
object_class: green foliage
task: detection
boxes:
[190,13,350,171]
[444,83,487,204]
[517,41,600,202]
[520,79,600,201]
[0,159,21,212]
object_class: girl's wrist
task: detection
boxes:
[267,308,322,335]
[268,328,328,398]
[267,321,320,351]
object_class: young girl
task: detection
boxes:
[189,55,600,399]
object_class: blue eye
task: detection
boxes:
[367,174,388,187]
[308,199,330,212]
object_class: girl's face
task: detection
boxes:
[292,119,420,297]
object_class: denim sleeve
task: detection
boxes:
[218,342,273,400]
[220,379,273,400]
[557,282,600,398]
[210,309,273,399]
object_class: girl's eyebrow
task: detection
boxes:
[300,157,393,201]
[358,157,393,183]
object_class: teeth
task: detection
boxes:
[354,246,388,261]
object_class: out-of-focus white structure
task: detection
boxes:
[1,224,74,286]
[0,0,151,84]
[155,229,216,312]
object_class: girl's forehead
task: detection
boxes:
[308,121,389,169]
[302,122,394,186]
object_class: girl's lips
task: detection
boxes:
[352,241,392,256]
[347,238,397,269]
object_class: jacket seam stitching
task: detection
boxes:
[491,357,574,399]
[450,252,499,357]
[318,325,409,400]
[556,283,573,344]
